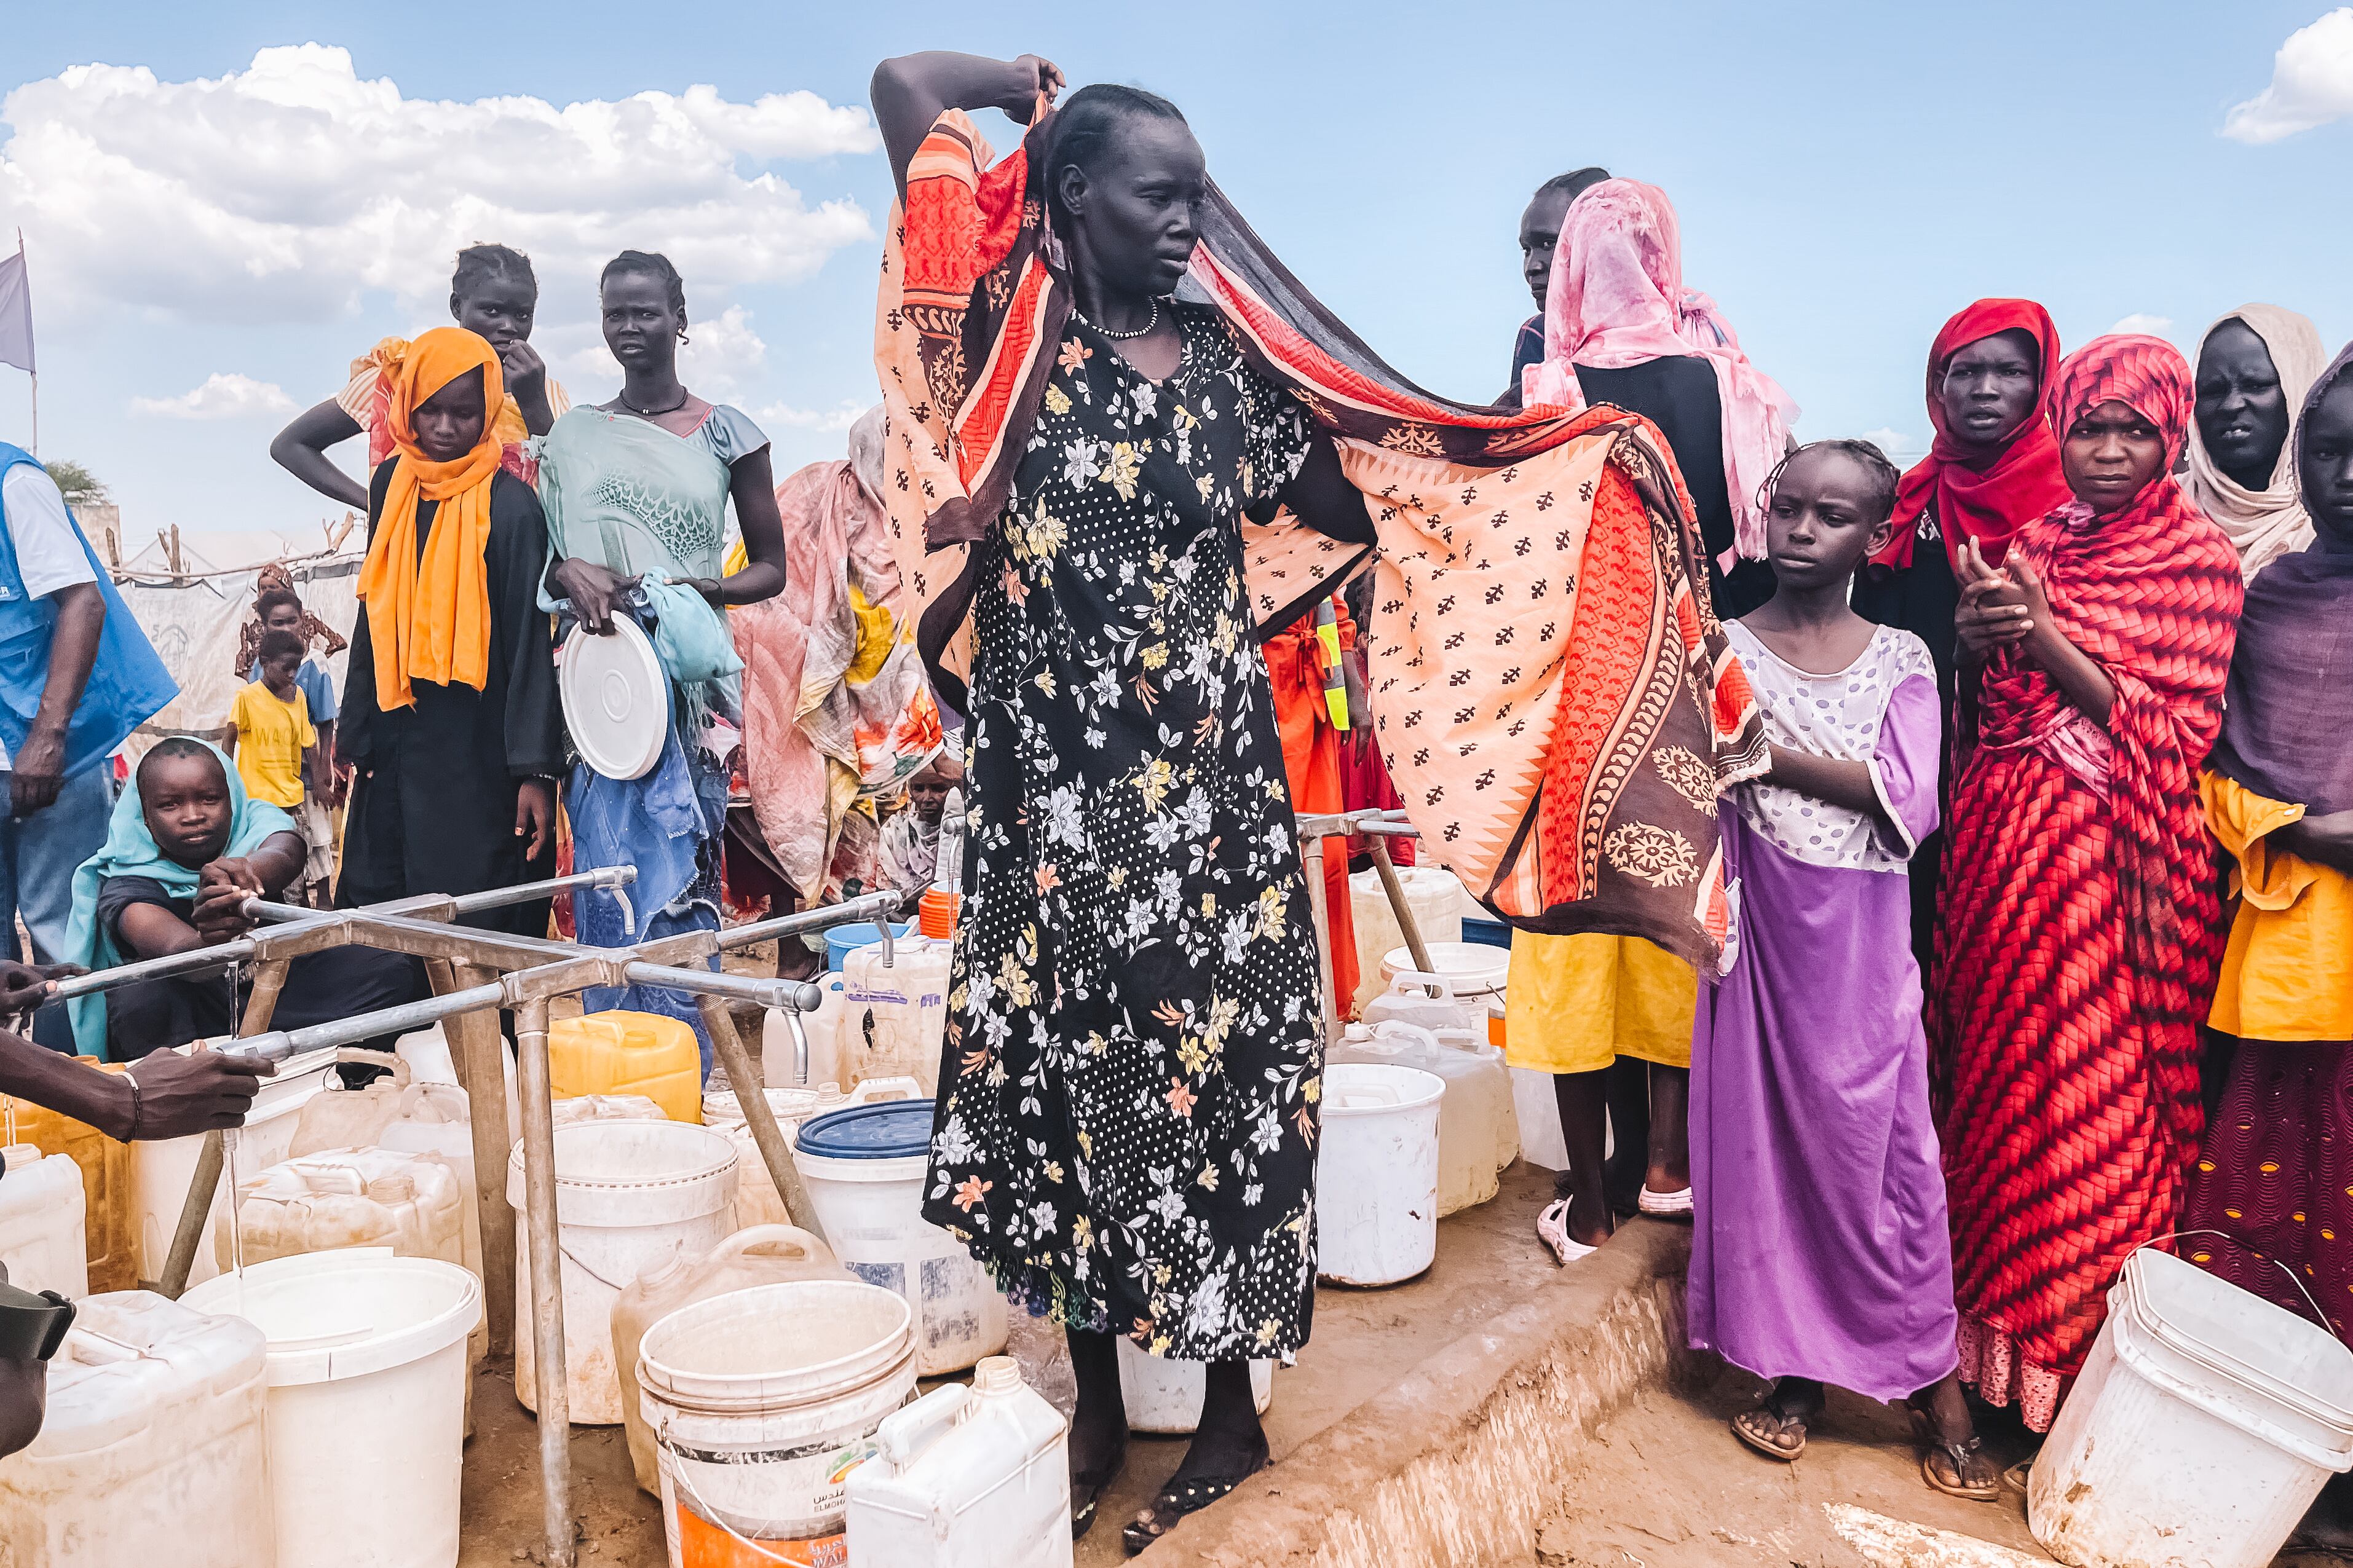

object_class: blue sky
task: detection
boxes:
[3,1,2349,539]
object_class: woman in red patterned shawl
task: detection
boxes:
[1934,334,2241,1432]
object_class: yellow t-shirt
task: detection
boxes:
[230,680,315,810]
[2202,771,2353,1042]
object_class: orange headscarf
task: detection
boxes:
[358,327,502,711]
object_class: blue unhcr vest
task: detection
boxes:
[0,443,178,777]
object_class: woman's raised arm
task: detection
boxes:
[871,52,1063,197]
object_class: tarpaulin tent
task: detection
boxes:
[107,528,362,769]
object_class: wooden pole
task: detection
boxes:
[158,958,289,1298]
[697,993,828,1248]
[513,995,575,1567]
[429,957,518,1355]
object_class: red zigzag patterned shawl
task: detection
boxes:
[872,109,1767,966]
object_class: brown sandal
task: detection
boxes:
[1905,1406,2000,1502]
[1731,1400,1809,1462]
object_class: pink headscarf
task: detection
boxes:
[1524,179,1797,561]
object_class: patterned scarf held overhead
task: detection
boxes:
[1873,298,2071,573]
[1523,178,1798,565]
[874,109,1768,966]
[1976,333,2243,1117]
[356,327,502,711]
[2208,341,2353,817]
[2181,304,2328,583]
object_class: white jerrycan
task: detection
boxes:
[845,1355,1071,1567]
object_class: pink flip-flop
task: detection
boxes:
[1536,1198,1599,1266]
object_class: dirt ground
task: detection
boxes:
[457,1160,1570,1566]
[451,1067,2352,1568]
[1500,1361,2353,1568]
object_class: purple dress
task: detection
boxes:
[1687,621,1957,1401]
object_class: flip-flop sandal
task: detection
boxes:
[2003,1458,2033,1497]
[1070,1448,1126,1541]
[1636,1184,1694,1218]
[1731,1401,1808,1462]
[1536,1199,1600,1266]
[1119,1446,1268,1557]
[1918,1435,2002,1502]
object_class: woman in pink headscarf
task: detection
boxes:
[1524,177,1798,621]
[1511,178,1800,1260]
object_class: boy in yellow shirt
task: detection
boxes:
[223,629,321,903]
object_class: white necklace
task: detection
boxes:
[1086,299,1160,341]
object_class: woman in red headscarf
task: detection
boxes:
[1932,335,2242,1432]
[1855,301,2071,979]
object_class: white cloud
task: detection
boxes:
[2109,313,2173,337]
[130,371,295,420]
[0,45,879,325]
[1860,427,1924,460]
[755,399,868,433]
[2224,8,2353,143]
[679,307,769,398]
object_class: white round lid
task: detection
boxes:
[558,616,667,781]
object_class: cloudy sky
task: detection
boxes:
[4,1,2351,538]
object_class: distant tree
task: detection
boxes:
[43,459,107,501]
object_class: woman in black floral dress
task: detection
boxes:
[875,51,1378,1551]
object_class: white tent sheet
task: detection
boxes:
[113,532,363,766]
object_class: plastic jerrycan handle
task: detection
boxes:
[331,1048,413,1089]
[876,1382,971,1470]
[1388,971,1464,1004]
[709,1224,835,1269]
[846,1076,923,1106]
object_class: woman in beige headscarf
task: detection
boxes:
[2185,304,2327,581]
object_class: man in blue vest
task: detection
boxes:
[0,444,176,992]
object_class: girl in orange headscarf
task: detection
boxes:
[336,326,565,937]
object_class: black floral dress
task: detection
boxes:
[923,304,1327,1361]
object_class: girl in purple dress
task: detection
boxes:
[1687,441,1998,1502]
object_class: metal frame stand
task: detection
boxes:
[52,870,905,1568]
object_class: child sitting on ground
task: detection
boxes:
[1684,440,1998,1501]
[223,628,324,906]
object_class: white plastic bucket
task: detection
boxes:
[2030,1248,2353,1568]
[1350,865,1466,1015]
[638,1278,918,1566]
[1380,942,1508,1041]
[1115,1336,1273,1433]
[183,1248,481,1568]
[793,1101,1008,1376]
[1316,1064,1445,1286]
[507,1120,739,1424]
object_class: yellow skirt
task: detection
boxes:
[1505,932,1695,1073]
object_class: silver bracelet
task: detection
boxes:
[122,1070,143,1143]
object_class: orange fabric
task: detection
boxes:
[358,327,501,712]
[1267,607,1358,1007]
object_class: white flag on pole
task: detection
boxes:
[0,246,33,374]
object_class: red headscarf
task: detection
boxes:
[2044,331,2194,472]
[1875,299,2068,571]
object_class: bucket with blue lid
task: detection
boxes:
[791,1097,1008,1376]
